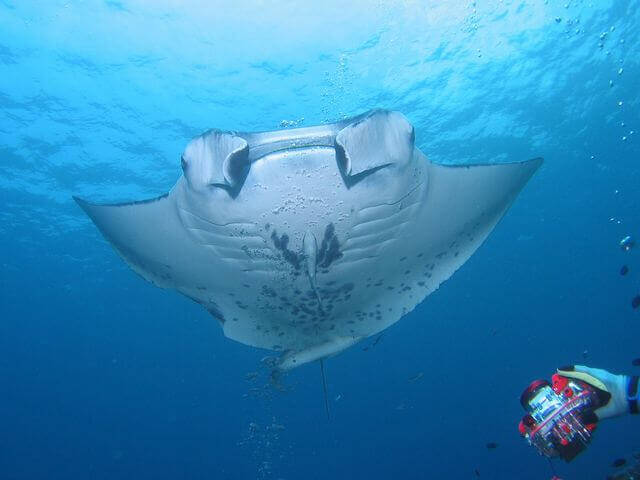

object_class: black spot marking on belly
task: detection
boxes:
[271,230,301,269]
[261,285,277,298]
[317,223,343,269]
[342,282,355,292]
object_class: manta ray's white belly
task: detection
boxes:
[177,146,436,354]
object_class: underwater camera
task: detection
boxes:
[518,374,603,462]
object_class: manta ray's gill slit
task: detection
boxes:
[341,211,415,262]
[342,192,423,261]
[198,244,264,263]
[180,210,279,262]
[344,226,409,252]
[357,179,425,211]
[178,207,257,229]
[348,200,420,238]
[196,240,270,259]
[353,186,423,217]
[185,225,265,245]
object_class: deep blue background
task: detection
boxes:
[1,1,639,479]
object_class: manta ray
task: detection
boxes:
[76,110,541,371]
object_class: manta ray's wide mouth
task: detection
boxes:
[240,113,367,163]
[245,133,339,162]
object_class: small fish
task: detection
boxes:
[335,394,342,402]
[632,358,640,367]
[245,371,259,381]
[620,235,635,251]
[582,349,589,359]
[474,468,480,477]
[612,458,626,468]
[632,295,640,309]
[408,372,424,382]
[486,442,498,450]
[621,265,629,276]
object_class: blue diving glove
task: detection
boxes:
[557,365,639,420]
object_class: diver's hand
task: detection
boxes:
[557,365,637,420]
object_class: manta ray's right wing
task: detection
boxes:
[74,193,190,289]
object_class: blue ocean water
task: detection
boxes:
[1,1,639,479]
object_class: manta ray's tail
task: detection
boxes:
[320,359,331,421]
